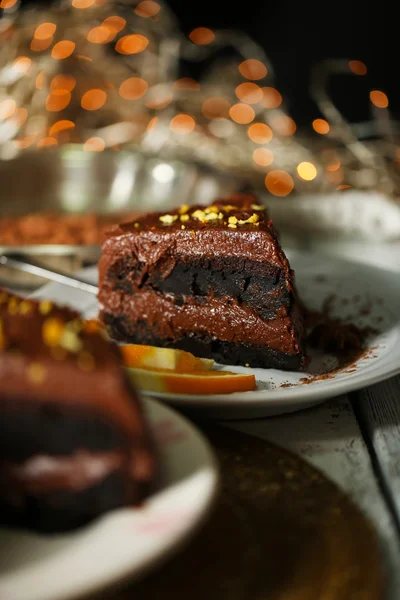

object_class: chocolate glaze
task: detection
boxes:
[0,450,125,494]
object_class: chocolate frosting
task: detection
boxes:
[99,290,303,355]
[0,450,125,494]
[99,195,293,281]
[0,290,156,491]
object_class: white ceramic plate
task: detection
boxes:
[0,398,219,600]
[31,250,400,419]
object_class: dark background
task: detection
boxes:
[166,0,393,130]
[5,0,394,129]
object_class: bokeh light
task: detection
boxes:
[115,34,149,55]
[49,120,75,135]
[235,82,263,104]
[46,90,71,112]
[313,118,330,134]
[36,72,45,89]
[265,170,294,196]
[72,0,96,7]
[0,0,18,7]
[84,136,105,151]
[51,41,76,59]
[261,87,282,109]
[252,147,274,167]
[370,90,389,108]
[81,89,107,110]
[349,60,367,75]
[170,114,196,134]
[119,77,148,100]
[247,122,273,143]
[34,22,56,40]
[31,37,53,52]
[12,57,32,74]
[201,97,230,120]
[271,115,296,136]
[134,1,161,18]
[238,59,267,80]
[50,74,76,91]
[37,137,58,147]
[87,26,111,44]
[173,78,200,91]
[189,27,215,45]
[229,103,255,124]
[297,162,317,181]
[0,99,16,120]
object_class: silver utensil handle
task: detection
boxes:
[0,253,99,295]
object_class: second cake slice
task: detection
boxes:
[98,194,307,371]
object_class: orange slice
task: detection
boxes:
[120,344,214,372]
[125,367,256,395]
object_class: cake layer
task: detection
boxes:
[0,471,135,532]
[105,256,291,320]
[103,314,306,371]
[99,289,303,355]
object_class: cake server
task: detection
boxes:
[0,253,98,294]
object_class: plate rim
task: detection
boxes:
[29,250,400,419]
[0,396,219,600]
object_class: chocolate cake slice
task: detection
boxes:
[0,289,157,532]
[98,194,307,371]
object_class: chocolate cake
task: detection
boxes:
[0,290,157,532]
[98,194,307,371]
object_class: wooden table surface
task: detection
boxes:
[3,239,400,599]
[229,238,400,600]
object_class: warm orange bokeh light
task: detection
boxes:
[145,91,173,110]
[271,115,296,136]
[147,116,158,132]
[134,0,161,17]
[247,122,273,144]
[102,16,126,34]
[312,118,330,134]
[0,0,18,8]
[34,22,56,40]
[235,82,263,104]
[326,168,344,184]
[46,90,71,112]
[261,87,282,109]
[189,27,215,45]
[72,0,96,7]
[76,54,93,62]
[84,137,105,151]
[238,59,267,81]
[31,37,53,52]
[50,74,76,92]
[0,99,16,120]
[173,78,200,91]
[115,34,149,55]
[201,97,230,120]
[337,184,352,190]
[297,162,317,181]
[51,41,76,59]
[13,107,28,125]
[87,26,111,43]
[49,120,75,135]
[14,135,37,149]
[12,57,32,74]
[265,170,294,196]
[253,147,274,167]
[170,114,196,134]
[229,103,255,124]
[37,137,58,148]
[119,77,148,100]
[349,60,367,75]
[370,90,389,108]
[36,72,45,89]
[81,89,107,110]
[326,160,341,172]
